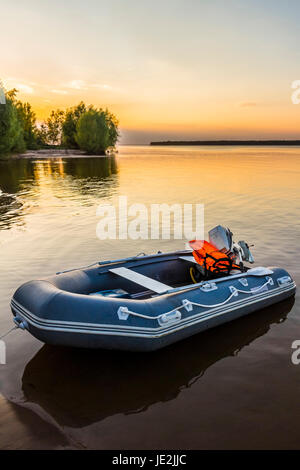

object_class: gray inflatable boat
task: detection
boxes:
[11,246,296,351]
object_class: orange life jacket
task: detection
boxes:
[189,239,241,277]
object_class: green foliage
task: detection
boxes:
[75,107,119,154]
[76,108,109,154]
[0,92,25,157]
[62,101,86,149]
[43,109,65,145]
[34,123,48,148]
[0,79,119,157]
[33,109,65,148]
[15,101,38,149]
[62,103,119,153]
[103,109,119,148]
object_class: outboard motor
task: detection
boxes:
[208,225,254,270]
[238,240,254,264]
[208,225,233,254]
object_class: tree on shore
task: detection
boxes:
[35,123,49,148]
[0,89,26,156]
[44,109,65,145]
[76,108,109,154]
[15,101,39,149]
[76,107,119,154]
[36,104,119,153]
[0,81,119,157]
[103,109,119,148]
[62,101,86,149]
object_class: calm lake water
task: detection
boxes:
[0,145,299,449]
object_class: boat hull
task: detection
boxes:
[11,285,295,351]
[10,254,296,351]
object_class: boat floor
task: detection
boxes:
[75,253,244,300]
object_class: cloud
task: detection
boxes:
[90,83,113,90]
[3,78,36,94]
[66,80,88,90]
[50,89,68,95]
[65,80,114,91]
[15,83,34,94]
[239,101,257,107]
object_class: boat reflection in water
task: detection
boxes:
[22,297,294,429]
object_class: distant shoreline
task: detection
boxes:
[150,140,300,146]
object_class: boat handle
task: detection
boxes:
[13,315,28,330]
[158,310,181,326]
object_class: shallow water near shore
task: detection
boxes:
[0,145,299,449]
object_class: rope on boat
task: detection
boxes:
[118,278,273,321]
[56,253,147,274]
[0,325,18,340]
[56,261,100,275]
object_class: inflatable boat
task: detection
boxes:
[11,227,296,351]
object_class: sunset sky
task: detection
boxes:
[2,0,300,143]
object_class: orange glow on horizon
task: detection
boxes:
[2,1,300,142]
[8,84,300,143]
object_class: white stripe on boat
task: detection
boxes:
[109,267,170,293]
[10,282,296,338]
